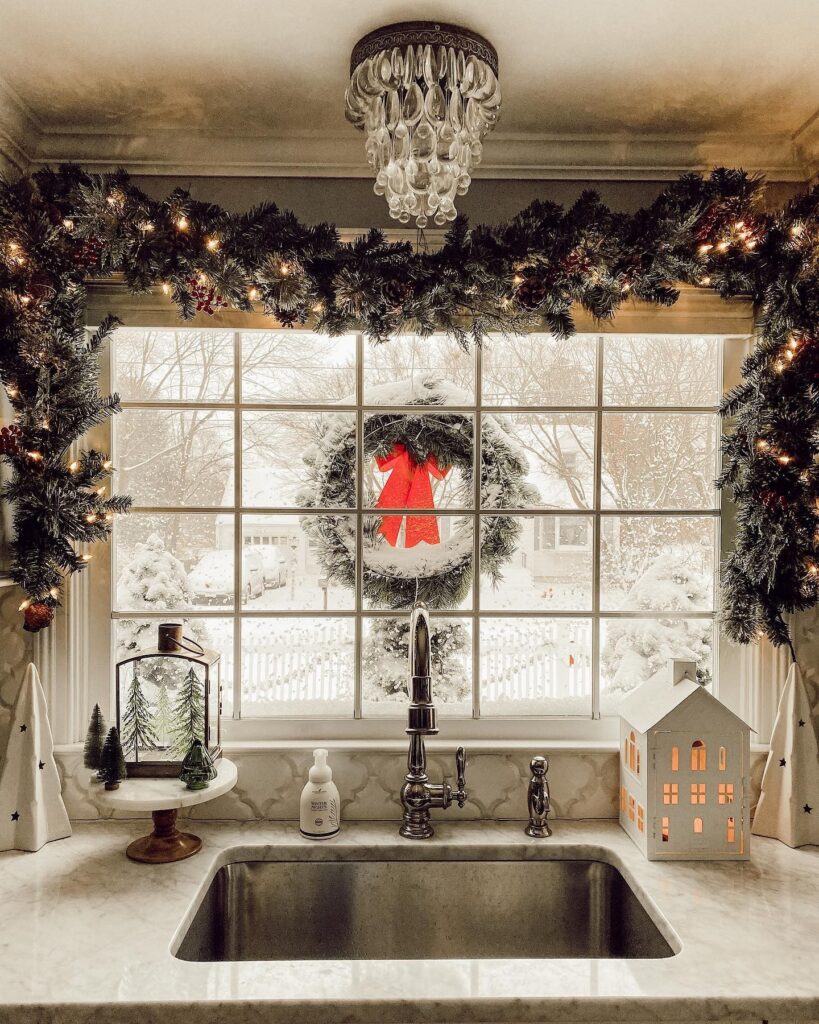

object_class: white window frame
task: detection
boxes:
[72,282,757,745]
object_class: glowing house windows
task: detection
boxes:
[628,794,636,822]
[661,817,670,842]
[691,740,707,771]
[718,783,734,804]
[727,816,736,843]
[663,783,679,805]
[637,805,645,833]
[671,746,679,772]
[694,816,704,834]
[626,731,639,776]
[690,782,706,804]
[719,746,727,771]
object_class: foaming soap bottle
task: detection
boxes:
[299,748,340,839]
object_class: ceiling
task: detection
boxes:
[0,0,817,180]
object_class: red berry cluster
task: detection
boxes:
[761,488,789,511]
[0,423,22,456]
[186,276,228,315]
[72,237,106,270]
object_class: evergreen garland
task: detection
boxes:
[0,163,817,652]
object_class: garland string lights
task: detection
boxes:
[0,163,818,648]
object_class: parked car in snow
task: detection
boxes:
[188,548,265,604]
[252,544,295,589]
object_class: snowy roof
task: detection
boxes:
[618,662,753,734]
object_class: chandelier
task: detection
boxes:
[345,21,501,228]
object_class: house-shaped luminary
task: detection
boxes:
[618,659,751,861]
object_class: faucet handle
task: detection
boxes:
[453,745,467,808]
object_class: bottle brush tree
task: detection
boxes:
[82,703,106,770]
[98,727,126,790]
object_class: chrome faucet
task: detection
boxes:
[399,602,467,839]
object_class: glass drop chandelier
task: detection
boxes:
[345,21,501,227]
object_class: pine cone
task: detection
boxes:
[516,272,547,309]
[28,271,55,300]
[23,602,54,633]
[274,305,308,328]
[383,278,415,310]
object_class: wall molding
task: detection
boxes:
[1,77,815,183]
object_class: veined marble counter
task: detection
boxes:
[0,819,817,1023]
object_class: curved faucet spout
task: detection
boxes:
[409,601,431,678]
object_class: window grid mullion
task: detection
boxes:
[354,333,364,720]
[591,335,604,720]
[233,331,243,721]
[473,342,482,720]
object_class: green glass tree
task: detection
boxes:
[121,668,158,757]
[179,739,217,790]
[169,667,205,758]
[82,703,106,770]
[98,727,126,790]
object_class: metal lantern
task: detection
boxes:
[115,622,222,778]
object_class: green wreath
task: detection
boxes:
[300,378,537,609]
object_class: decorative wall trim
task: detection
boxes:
[0,74,815,184]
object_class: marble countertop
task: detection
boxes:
[0,819,818,1023]
[95,759,238,812]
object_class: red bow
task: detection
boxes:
[375,443,451,547]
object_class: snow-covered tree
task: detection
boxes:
[116,532,196,658]
[363,617,470,705]
[169,667,205,758]
[121,668,158,757]
[601,553,713,696]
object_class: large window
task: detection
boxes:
[110,329,722,728]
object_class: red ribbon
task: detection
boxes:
[375,443,451,547]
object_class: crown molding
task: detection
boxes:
[0,73,814,184]
[0,123,812,184]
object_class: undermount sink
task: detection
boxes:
[175,854,675,961]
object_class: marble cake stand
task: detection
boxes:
[96,758,237,864]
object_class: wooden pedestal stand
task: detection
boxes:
[96,758,237,864]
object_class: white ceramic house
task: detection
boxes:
[618,659,751,861]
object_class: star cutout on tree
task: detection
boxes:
[798,719,806,727]
[38,760,45,770]
[805,804,813,814]
[780,758,787,767]
[10,811,19,822]
[19,724,26,732]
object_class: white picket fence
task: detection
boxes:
[239,618,591,705]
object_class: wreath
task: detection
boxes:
[299,377,537,610]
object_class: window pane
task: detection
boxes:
[600,617,714,712]
[481,334,597,406]
[242,513,355,610]
[603,335,721,407]
[116,409,233,507]
[114,513,234,611]
[241,617,354,717]
[243,411,356,508]
[113,328,234,403]
[241,333,356,404]
[362,615,472,717]
[600,516,716,611]
[482,413,594,509]
[364,334,474,404]
[601,412,719,510]
[363,514,473,610]
[115,617,234,716]
[480,515,593,611]
[480,618,592,715]
[364,412,472,510]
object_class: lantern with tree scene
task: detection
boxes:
[115,622,221,777]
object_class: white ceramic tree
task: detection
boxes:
[752,663,819,848]
[0,663,72,852]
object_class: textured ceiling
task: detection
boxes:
[0,0,816,177]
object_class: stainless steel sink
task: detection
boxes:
[175,856,675,961]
